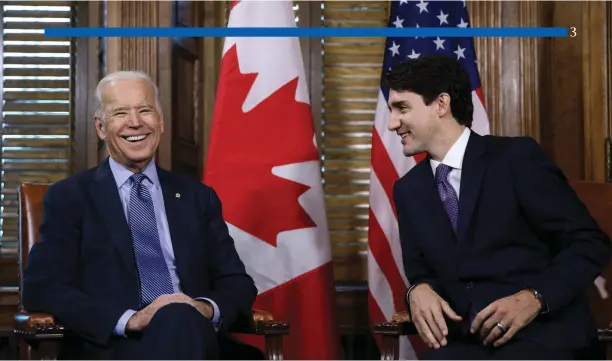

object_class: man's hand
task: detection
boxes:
[470,289,542,347]
[409,284,462,349]
[192,299,214,319]
[126,293,210,332]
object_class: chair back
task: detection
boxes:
[17,183,50,305]
[570,181,612,329]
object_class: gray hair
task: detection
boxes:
[93,71,161,121]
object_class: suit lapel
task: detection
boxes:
[157,168,193,289]
[456,132,487,244]
[91,159,137,272]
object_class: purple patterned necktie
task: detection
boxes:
[129,173,174,308]
[435,164,459,232]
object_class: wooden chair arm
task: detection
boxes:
[374,310,417,336]
[14,312,64,340]
[374,311,417,360]
[251,309,289,360]
[598,328,612,342]
[251,309,289,336]
[13,309,289,360]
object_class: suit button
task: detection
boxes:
[466,282,474,290]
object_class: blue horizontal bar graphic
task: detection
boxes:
[44,27,568,38]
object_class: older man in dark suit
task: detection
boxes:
[22,71,258,359]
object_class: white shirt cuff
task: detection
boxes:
[114,309,137,337]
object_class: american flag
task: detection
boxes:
[367,0,490,358]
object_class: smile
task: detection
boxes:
[121,134,149,143]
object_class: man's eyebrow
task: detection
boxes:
[390,100,408,108]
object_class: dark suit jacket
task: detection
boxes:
[394,132,612,351]
[22,158,257,357]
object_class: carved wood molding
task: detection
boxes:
[468,0,501,135]
[468,0,540,139]
[518,1,541,141]
[105,1,158,79]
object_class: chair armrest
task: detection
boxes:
[375,311,418,360]
[598,328,612,342]
[374,310,417,336]
[252,309,289,336]
[14,312,64,340]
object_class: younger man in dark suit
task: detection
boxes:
[388,55,611,359]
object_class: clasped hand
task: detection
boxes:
[409,285,541,349]
[469,289,541,347]
[126,292,213,332]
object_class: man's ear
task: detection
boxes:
[95,118,107,140]
[436,93,451,117]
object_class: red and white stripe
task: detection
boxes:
[367,88,489,359]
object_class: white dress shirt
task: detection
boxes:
[429,127,471,198]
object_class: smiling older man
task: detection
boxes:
[22,71,258,359]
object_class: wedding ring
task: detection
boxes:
[496,322,508,333]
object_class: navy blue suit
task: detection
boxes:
[395,133,611,358]
[22,158,258,359]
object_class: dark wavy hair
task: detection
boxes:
[382,54,473,127]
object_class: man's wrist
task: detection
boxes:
[523,288,549,314]
[125,311,141,334]
[195,299,214,319]
[406,283,431,304]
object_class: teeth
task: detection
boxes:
[125,135,147,142]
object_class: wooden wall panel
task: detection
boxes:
[582,1,609,183]
[201,1,227,169]
[469,1,609,183]
[73,1,103,172]
[540,2,585,180]
[468,1,541,139]
[104,1,173,169]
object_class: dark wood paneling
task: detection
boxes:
[539,1,586,180]
[0,257,18,287]
[0,289,19,334]
[72,1,102,172]
[335,284,380,359]
[171,1,205,179]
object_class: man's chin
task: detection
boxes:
[127,156,153,167]
[113,151,154,170]
[402,148,420,158]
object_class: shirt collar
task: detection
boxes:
[430,127,471,173]
[108,156,160,189]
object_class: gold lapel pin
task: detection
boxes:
[175,193,181,198]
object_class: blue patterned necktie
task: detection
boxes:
[128,173,174,307]
[435,164,459,232]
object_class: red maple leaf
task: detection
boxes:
[203,44,318,247]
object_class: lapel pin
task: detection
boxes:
[175,193,181,198]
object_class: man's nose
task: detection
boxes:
[388,114,400,132]
[126,110,143,127]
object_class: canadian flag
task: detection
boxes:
[203,0,341,359]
